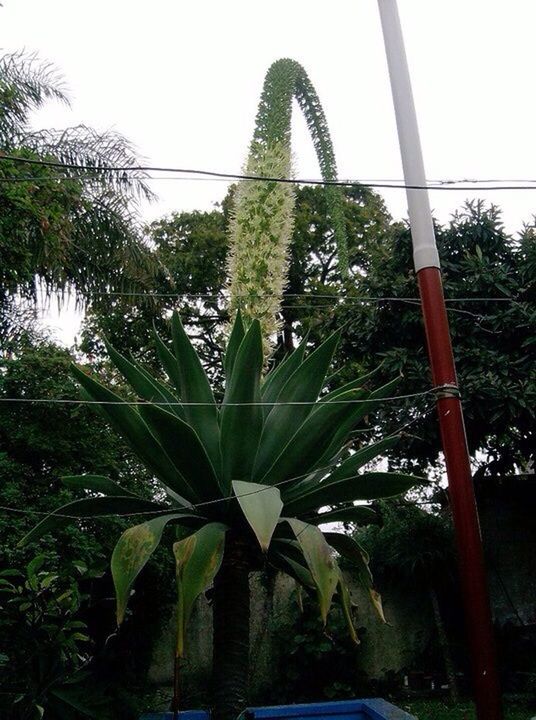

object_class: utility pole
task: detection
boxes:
[376,2,503,719]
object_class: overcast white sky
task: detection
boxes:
[4,0,536,340]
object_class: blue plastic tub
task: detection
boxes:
[141,699,414,720]
[245,699,415,720]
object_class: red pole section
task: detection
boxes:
[377,1,503,715]
[418,267,502,720]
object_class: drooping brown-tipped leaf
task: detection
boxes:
[174,523,226,657]
[324,531,387,623]
[286,518,339,624]
[113,513,192,625]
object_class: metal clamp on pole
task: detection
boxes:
[433,383,461,399]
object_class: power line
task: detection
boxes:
[0,445,410,521]
[78,290,527,303]
[0,407,433,523]
[4,154,536,191]
[7,173,536,186]
[0,389,433,407]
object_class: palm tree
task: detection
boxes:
[0,50,158,333]
[21,313,421,719]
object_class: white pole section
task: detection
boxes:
[377,0,440,272]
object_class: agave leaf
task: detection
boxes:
[271,549,315,589]
[220,320,263,487]
[127,354,185,420]
[309,505,378,527]
[71,365,195,505]
[61,475,138,497]
[316,363,384,405]
[105,340,182,415]
[171,313,221,471]
[260,333,308,412]
[154,327,183,398]
[288,436,399,503]
[174,522,226,657]
[324,531,386,623]
[285,472,421,517]
[112,513,190,624]
[253,331,340,480]
[286,518,338,624]
[337,570,359,644]
[283,447,349,504]
[224,310,245,378]
[258,389,368,486]
[18,496,166,547]
[232,480,282,552]
[139,404,220,501]
[315,377,401,467]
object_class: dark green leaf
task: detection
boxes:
[61,474,137,497]
[221,320,263,486]
[171,312,221,471]
[139,404,220,501]
[284,472,421,516]
[71,364,194,505]
[309,505,378,526]
[259,389,367,486]
[253,330,340,480]
[18,496,166,547]
[224,310,245,378]
[261,333,308,409]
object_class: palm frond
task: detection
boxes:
[0,50,68,144]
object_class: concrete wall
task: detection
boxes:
[146,475,536,702]
[147,569,433,705]
[477,475,536,627]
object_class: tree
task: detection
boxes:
[80,205,230,380]
[0,50,158,341]
[333,201,536,476]
[21,312,421,720]
[0,330,162,717]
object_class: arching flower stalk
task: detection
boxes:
[228,58,348,351]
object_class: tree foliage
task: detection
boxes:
[0,50,158,338]
[333,201,536,476]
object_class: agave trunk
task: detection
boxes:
[212,532,251,720]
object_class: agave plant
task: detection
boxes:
[21,311,420,719]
